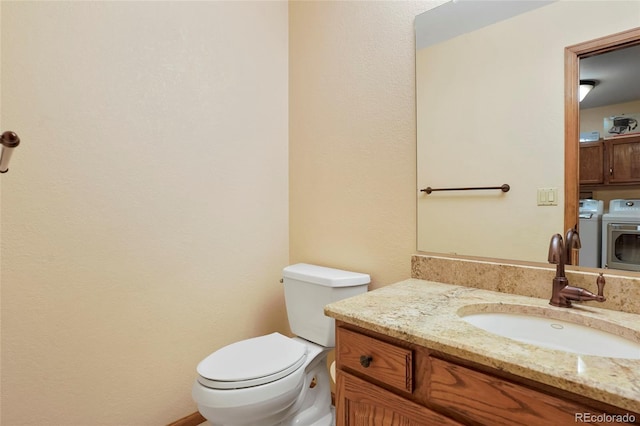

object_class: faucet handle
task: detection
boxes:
[596,273,606,301]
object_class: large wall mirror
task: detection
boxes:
[416,0,640,273]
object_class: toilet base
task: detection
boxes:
[276,352,334,426]
[203,409,334,426]
[306,406,334,426]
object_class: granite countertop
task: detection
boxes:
[324,279,640,413]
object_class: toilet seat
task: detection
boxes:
[197,332,307,390]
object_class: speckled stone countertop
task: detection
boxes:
[325,279,640,413]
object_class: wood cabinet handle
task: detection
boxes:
[360,355,373,368]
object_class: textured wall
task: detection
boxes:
[289,1,433,288]
[1,2,289,424]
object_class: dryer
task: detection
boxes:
[601,199,640,271]
[578,199,603,268]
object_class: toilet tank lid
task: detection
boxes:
[283,263,370,287]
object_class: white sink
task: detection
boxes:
[460,311,640,359]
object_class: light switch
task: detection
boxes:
[537,189,547,204]
[537,188,558,206]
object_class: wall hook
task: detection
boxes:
[0,131,21,173]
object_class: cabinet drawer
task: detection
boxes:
[337,327,413,393]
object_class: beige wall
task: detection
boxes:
[2,1,434,422]
[289,1,432,289]
[0,1,3,420]
[416,1,640,263]
[1,2,289,425]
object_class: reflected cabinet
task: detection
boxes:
[580,135,640,186]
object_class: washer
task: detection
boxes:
[578,199,603,268]
[601,199,640,271]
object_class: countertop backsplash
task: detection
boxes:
[412,253,640,315]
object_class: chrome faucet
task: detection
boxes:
[548,228,606,308]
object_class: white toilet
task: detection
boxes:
[192,263,370,426]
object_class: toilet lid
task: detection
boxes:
[197,332,307,389]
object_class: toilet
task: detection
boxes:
[192,263,370,426]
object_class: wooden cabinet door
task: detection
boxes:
[579,141,604,184]
[336,372,461,426]
[607,136,640,183]
[427,357,620,426]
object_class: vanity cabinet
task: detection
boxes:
[335,322,638,426]
[580,135,640,186]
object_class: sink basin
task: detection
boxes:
[459,307,640,359]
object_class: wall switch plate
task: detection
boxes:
[537,188,558,206]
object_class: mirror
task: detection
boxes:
[416,1,640,272]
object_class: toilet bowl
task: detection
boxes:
[193,333,331,425]
[192,264,370,426]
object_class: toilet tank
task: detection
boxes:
[282,263,370,347]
